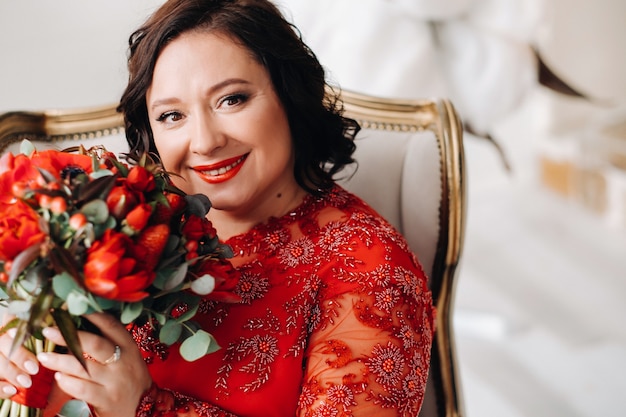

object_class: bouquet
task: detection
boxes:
[0,140,240,417]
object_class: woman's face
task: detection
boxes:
[146,31,302,225]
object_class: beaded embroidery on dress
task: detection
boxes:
[134,185,434,417]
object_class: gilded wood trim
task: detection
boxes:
[341,90,466,417]
[0,105,124,153]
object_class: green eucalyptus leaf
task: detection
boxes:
[19,139,36,156]
[89,169,115,180]
[163,263,188,291]
[0,286,8,300]
[58,399,93,417]
[153,312,166,326]
[52,272,80,300]
[7,300,32,316]
[66,291,90,316]
[80,199,109,225]
[51,308,87,372]
[153,267,175,291]
[159,320,182,345]
[179,330,220,361]
[120,302,143,324]
[92,296,117,311]
[190,274,215,295]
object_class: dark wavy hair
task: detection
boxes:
[117,0,359,195]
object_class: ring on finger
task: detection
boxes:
[103,345,121,365]
[82,345,121,365]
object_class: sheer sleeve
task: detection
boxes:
[297,223,435,416]
[136,383,238,417]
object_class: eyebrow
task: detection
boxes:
[149,78,251,111]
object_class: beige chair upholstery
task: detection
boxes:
[0,89,466,417]
[338,90,466,417]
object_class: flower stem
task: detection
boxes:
[9,401,19,417]
[0,399,11,417]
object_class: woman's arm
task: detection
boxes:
[298,233,435,416]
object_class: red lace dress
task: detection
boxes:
[134,185,434,417]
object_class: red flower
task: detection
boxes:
[0,153,42,203]
[30,150,93,180]
[191,259,241,303]
[0,200,47,261]
[182,215,217,241]
[125,203,153,232]
[126,166,155,192]
[106,185,140,220]
[84,229,154,302]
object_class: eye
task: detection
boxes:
[156,111,184,123]
[218,93,249,109]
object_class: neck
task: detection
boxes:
[209,187,308,241]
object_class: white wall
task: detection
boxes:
[0,0,165,113]
[1,0,625,130]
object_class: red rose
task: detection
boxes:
[84,229,154,302]
[0,200,47,261]
[126,166,155,192]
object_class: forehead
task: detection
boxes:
[149,30,267,91]
[146,29,277,109]
[157,30,259,69]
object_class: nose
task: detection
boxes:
[188,113,227,155]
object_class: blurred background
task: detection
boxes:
[1,1,625,415]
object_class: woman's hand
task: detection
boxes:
[0,326,40,399]
[37,312,153,417]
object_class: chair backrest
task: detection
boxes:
[338,90,466,417]
[0,89,466,417]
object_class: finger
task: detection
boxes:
[82,313,133,347]
[0,381,18,398]
[42,325,117,365]
[52,371,104,407]
[36,350,93,380]
[0,330,41,392]
[0,329,40,374]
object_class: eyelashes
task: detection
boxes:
[156,111,182,123]
[219,93,249,108]
[154,92,251,123]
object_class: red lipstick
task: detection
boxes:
[193,154,248,184]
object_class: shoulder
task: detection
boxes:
[314,186,428,290]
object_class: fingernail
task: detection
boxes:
[6,328,16,338]
[24,360,39,375]
[36,352,49,363]
[2,385,16,396]
[16,374,31,388]
[41,327,57,338]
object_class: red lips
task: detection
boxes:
[192,154,248,184]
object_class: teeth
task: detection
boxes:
[204,156,244,176]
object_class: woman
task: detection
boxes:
[0,1,434,416]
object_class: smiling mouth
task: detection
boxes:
[193,154,248,184]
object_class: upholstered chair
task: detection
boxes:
[0,89,467,417]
